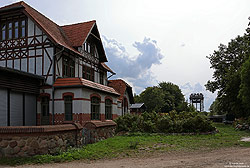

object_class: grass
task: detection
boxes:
[1,123,250,166]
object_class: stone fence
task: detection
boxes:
[83,120,116,144]
[0,123,83,157]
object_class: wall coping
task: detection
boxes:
[83,120,116,128]
[0,123,83,134]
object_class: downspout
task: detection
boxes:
[52,46,64,125]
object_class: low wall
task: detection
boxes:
[0,123,83,157]
[83,120,116,144]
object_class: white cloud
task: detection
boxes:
[103,36,164,93]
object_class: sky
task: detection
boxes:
[1,0,250,110]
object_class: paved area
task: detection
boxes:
[9,147,250,168]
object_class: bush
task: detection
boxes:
[114,111,216,134]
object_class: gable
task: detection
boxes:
[62,22,107,62]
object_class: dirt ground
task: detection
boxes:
[4,147,250,168]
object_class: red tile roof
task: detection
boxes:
[61,21,96,47]
[101,63,115,74]
[54,78,120,96]
[20,2,75,52]
[108,79,134,103]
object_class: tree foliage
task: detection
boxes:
[206,21,250,118]
[134,82,192,113]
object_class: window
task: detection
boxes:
[1,24,6,40]
[14,21,18,38]
[63,56,75,77]
[0,19,26,41]
[122,98,128,116]
[83,66,94,81]
[91,97,100,120]
[8,22,12,39]
[64,96,73,121]
[21,20,25,37]
[41,97,49,117]
[105,99,112,120]
[100,72,104,85]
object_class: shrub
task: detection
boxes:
[115,111,216,134]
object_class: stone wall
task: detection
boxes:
[83,120,116,144]
[0,123,83,157]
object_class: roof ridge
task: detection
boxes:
[0,1,23,10]
[61,20,96,27]
[21,2,60,27]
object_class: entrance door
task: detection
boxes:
[41,97,50,125]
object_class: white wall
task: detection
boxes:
[42,87,119,117]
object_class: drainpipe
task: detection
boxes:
[52,47,64,125]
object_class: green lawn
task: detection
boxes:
[1,123,250,166]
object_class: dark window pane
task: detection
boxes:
[91,97,100,120]
[64,96,72,121]
[105,99,112,120]
[41,97,49,116]
[21,27,25,37]
[14,22,18,38]
[8,23,12,39]
[2,30,5,40]
[15,28,18,38]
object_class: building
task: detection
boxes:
[130,103,146,115]
[108,79,134,116]
[0,1,134,126]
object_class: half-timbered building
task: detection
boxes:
[0,1,134,126]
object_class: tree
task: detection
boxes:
[134,82,188,113]
[158,82,185,112]
[238,56,250,117]
[138,86,165,112]
[206,21,250,118]
[209,98,224,116]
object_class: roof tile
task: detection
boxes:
[61,21,95,47]
[54,78,120,96]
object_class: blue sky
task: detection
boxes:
[2,0,250,110]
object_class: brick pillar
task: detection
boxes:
[112,114,119,120]
[100,114,105,121]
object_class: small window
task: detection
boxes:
[41,97,49,117]
[21,20,25,37]
[122,98,128,116]
[1,24,6,41]
[8,22,12,39]
[86,67,91,80]
[14,21,18,38]
[84,43,87,52]
[63,56,75,77]
[100,72,104,85]
[87,43,91,53]
[91,97,100,120]
[83,66,94,81]
[64,96,73,121]
[105,99,112,120]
